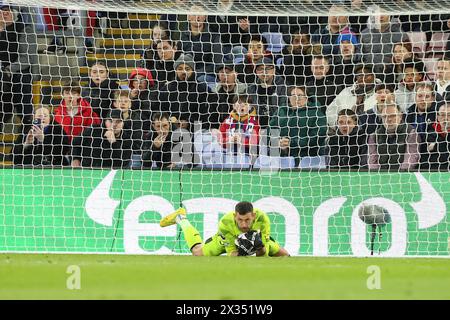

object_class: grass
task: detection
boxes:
[0,254,449,299]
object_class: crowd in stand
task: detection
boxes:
[1,0,450,170]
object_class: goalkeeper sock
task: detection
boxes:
[177,216,202,250]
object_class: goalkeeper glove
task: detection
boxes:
[235,230,263,256]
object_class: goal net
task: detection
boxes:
[0,0,448,257]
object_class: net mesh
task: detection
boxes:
[0,0,449,256]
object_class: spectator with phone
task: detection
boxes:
[12,106,70,166]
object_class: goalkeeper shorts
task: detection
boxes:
[201,234,281,257]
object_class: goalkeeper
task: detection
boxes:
[160,201,289,257]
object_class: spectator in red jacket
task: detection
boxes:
[54,81,101,142]
[219,94,260,155]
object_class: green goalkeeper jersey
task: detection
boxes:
[218,208,271,256]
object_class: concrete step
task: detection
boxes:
[86,53,141,68]
[0,145,13,154]
[106,28,152,37]
[98,38,152,48]
[0,134,18,143]
[128,14,159,21]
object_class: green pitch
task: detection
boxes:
[0,254,449,299]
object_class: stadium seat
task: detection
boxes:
[223,153,251,169]
[422,57,439,81]
[299,156,327,169]
[193,130,225,168]
[427,32,450,57]
[253,155,296,169]
[407,32,427,59]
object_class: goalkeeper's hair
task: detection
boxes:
[235,201,254,215]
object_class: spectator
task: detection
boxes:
[395,59,426,113]
[54,81,101,142]
[42,8,68,54]
[435,57,450,97]
[211,62,247,129]
[405,83,438,167]
[158,54,214,131]
[326,109,366,169]
[247,57,287,127]
[327,64,380,128]
[311,3,356,55]
[179,5,223,81]
[151,38,182,88]
[142,112,175,168]
[0,5,33,132]
[427,101,450,169]
[129,67,155,115]
[269,86,327,166]
[141,22,170,72]
[160,0,189,41]
[81,60,119,119]
[71,109,132,168]
[333,33,361,87]
[112,89,148,143]
[12,106,69,166]
[359,83,396,136]
[219,94,260,155]
[368,102,420,170]
[279,26,317,86]
[360,13,405,78]
[306,55,343,114]
[207,0,251,53]
[383,41,415,85]
[233,35,272,85]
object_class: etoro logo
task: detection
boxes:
[84,171,446,256]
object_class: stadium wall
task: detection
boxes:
[0,169,448,257]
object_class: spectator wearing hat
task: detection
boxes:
[306,55,343,115]
[247,57,287,127]
[129,67,155,117]
[327,64,380,128]
[360,13,405,78]
[333,33,362,87]
[394,59,426,113]
[311,3,356,55]
[71,109,133,168]
[211,62,247,128]
[426,100,450,170]
[159,54,216,131]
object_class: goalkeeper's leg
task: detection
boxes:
[160,208,225,256]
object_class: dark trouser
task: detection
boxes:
[0,68,33,134]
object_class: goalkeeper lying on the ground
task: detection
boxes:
[160,201,289,257]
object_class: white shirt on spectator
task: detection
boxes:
[326,84,378,127]
[395,83,416,114]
